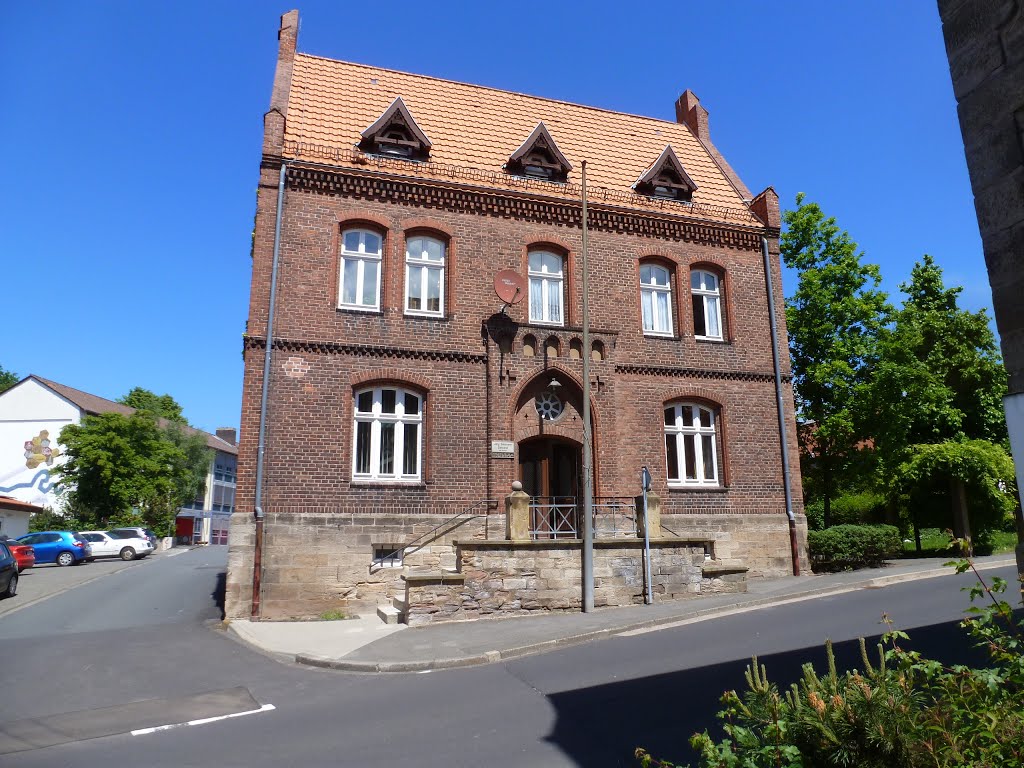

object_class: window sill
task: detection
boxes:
[350,481,427,489]
[526,320,565,329]
[644,332,680,341]
[694,336,728,345]
[337,306,383,316]
[404,312,449,322]
[666,484,728,493]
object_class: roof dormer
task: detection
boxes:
[635,145,697,202]
[506,122,571,182]
[359,97,432,161]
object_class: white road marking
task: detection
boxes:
[131,704,275,736]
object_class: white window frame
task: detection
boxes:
[691,269,723,340]
[352,386,423,482]
[528,250,564,326]
[640,263,674,336]
[404,235,445,317]
[664,403,719,487]
[338,228,383,311]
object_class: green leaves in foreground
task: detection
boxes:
[639,563,1024,767]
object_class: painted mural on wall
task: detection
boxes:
[0,428,65,507]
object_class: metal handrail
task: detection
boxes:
[529,496,579,539]
[368,499,497,574]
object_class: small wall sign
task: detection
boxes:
[491,440,515,458]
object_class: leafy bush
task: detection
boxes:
[637,562,1024,767]
[807,524,902,571]
[804,491,887,531]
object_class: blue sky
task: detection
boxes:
[1,2,985,434]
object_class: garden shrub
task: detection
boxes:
[807,524,902,571]
[637,562,1024,767]
[804,491,887,531]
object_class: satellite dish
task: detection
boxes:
[494,270,527,306]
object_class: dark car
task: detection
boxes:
[15,531,91,566]
[0,541,19,598]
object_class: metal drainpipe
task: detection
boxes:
[252,161,287,618]
[762,236,801,576]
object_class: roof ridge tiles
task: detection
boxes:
[293,53,691,130]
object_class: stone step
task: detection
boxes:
[392,595,407,612]
[376,604,402,625]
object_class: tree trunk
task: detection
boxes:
[912,507,922,553]
[950,476,972,556]
[822,453,832,529]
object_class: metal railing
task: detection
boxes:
[368,499,497,574]
[593,497,638,538]
[529,496,639,540]
[530,496,579,539]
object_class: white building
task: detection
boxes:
[0,375,237,542]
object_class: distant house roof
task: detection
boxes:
[25,375,238,456]
[281,55,761,226]
[0,495,44,514]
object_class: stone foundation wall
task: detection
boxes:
[225,509,802,620]
[660,512,808,577]
[225,510,506,619]
[403,539,746,626]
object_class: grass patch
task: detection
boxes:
[901,527,1018,557]
[319,610,348,621]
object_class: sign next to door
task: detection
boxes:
[490,440,515,459]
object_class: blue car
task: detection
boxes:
[15,531,92,566]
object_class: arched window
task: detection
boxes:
[664,403,719,486]
[691,269,723,340]
[640,263,674,336]
[339,229,383,311]
[353,386,423,481]
[528,250,564,325]
[405,235,445,316]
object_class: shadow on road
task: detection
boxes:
[211,571,226,619]
[543,617,996,767]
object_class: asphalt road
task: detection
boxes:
[0,547,1016,767]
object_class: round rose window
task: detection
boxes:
[535,392,564,421]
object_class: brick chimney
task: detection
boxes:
[749,186,781,230]
[216,427,237,446]
[263,10,299,155]
[675,90,709,142]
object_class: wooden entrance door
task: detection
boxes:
[519,439,582,537]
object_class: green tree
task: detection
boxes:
[50,411,211,531]
[781,194,891,527]
[117,386,188,424]
[0,365,18,393]
[869,257,1011,550]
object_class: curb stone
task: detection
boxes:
[288,556,1016,673]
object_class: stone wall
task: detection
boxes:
[230,510,505,620]
[403,539,746,626]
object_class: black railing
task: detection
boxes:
[368,499,497,574]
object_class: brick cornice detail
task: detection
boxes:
[614,363,791,384]
[285,164,765,251]
[244,335,486,364]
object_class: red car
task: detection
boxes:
[6,542,34,572]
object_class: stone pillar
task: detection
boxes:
[638,491,661,539]
[506,481,531,541]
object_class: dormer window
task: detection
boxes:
[507,122,571,183]
[359,97,431,161]
[635,145,697,202]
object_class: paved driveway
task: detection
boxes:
[0,549,185,619]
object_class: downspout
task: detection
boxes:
[252,161,287,618]
[762,236,801,576]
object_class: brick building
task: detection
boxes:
[225,10,808,621]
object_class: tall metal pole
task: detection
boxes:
[641,466,653,605]
[581,161,595,612]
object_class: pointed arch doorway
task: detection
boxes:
[519,436,582,538]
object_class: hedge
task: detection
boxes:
[804,491,887,531]
[808,524,903,571]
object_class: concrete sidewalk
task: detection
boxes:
[226,554,1017,673]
